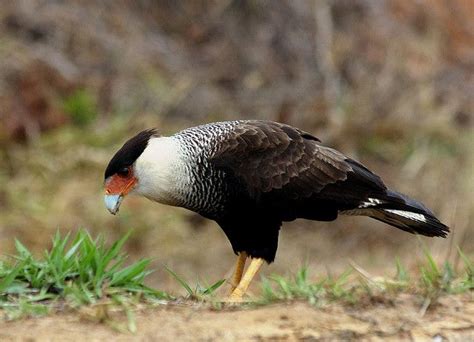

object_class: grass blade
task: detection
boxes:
[202,279,226,295]
[164,266,193,296]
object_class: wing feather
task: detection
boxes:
[206,120,447,238]
[210,120,376,200]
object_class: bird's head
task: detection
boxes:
[103,129,159,215]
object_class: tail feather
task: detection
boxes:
[343,190,449,238]
[370,208,449,237]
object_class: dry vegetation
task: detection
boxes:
[0,0,472,339]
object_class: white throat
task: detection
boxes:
[133,136,184,206]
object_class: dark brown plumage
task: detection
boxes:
[196,121,447,261]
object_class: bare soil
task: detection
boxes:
[1,294,472,341]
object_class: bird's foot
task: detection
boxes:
[222,296,244,304]
[221,288,246,304]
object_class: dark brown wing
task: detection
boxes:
[209,120,447,263]
[210,120,386,202]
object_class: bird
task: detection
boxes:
[103,120,449,301]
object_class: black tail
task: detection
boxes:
[349,190,449,237]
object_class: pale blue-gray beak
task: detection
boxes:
[104,194,123,215]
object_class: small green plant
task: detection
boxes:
[0,230,169,321]
[260,267,325,305]
[63,89,98,126]
[417,247,469,296]
[164,266,225,301]
[325,269,355,302]
[395,257,410,283]
[455,248,473,292]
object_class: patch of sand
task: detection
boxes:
[1,294,473,341]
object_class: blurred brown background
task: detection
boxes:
[0,0,472,291]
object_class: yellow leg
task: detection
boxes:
[228,257,264,302]
[229,252,247,293]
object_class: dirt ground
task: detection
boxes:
[1,294,472,341]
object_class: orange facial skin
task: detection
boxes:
[105,171,137,196]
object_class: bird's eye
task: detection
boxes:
[117,167,130,177]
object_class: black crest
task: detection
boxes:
[104,129,159,179]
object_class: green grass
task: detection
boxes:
[164,266,225,301]
[0,230,472,328]
[258,249,473,306]
[0,230,169,322]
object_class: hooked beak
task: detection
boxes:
[104,194,123,215]
[104,172,137,215]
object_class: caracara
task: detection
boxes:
[104,120,448,301]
